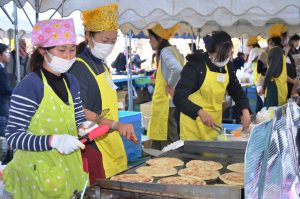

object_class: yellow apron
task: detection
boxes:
[180,64,229,140]
[76,58,127,178]
[253,61,258,85]
[147,46,183,140]
[265,49,287,106]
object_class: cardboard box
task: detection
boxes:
[117,90,127,110]
[117,90,127,99]
[222,101,230,113]
[140,101,152,129]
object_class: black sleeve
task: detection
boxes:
[288,53,297,78]
[0,68,12,96]
[173,53,205,119]
[257,60,267,75]
[263,47,283,89]
[287,63,296,79]
[134,55,144,64]
[69,61,89,108]
[226,63,252,114]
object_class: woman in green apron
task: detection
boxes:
[69,4,135,183]
[4,19,88,198]
[258,24,289,108]
[174,31,251,140]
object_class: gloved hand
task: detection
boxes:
[78,121,99,137]
[50,134,85,154]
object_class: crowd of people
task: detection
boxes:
[0,1,299,198]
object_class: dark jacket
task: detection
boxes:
[112,52,126,72]
[0,66,12,116]
[173,51,251,120]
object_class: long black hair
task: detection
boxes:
[76,31,98,55]
[269,32,288,48]
[269,37,282,48]
[148,29,171,64]
[205,31,233,62]
[0,43,8,55]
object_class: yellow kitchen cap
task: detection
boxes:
[268,24,288,38]
[247,36,258,46]
[150,24,180,40]
[81,3,118,32]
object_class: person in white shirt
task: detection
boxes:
[244,36,264,77]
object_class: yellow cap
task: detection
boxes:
[247,36,258,46]
[81,3,118,32]
[268,24,288,38]
[151,24,180,40]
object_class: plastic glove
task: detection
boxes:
[78,121,99,137]
[50,134,85,154]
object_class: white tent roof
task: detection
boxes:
[1,0,300,37]
[118,0,300,36]
[0,2,84,37]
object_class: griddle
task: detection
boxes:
[71,140,246,199]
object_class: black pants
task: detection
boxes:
[0,116,7,137]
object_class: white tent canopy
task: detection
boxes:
[0,1,85,37]
[1,0,300,36]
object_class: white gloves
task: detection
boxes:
[50,134,85,154]
[78,121,99,137]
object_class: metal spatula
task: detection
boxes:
[212,124,231,134]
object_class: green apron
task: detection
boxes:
[4,72,88,199]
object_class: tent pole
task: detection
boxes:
[14,0,33,27]
[35,0,39,22]
[8,31,13,51]
[126,32,134,111]
[13,1,21,83]
[0,6,14,24]
[49,1,64,19]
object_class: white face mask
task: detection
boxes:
[90,38,114,60]
[46,51,75,74]
[212,57,230,67]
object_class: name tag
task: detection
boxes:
[217,74,226,82]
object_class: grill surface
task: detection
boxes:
[72,141,247,199]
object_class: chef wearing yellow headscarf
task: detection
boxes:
[258,24,289,107]
[147,24,185,149]
[69,3,135,183]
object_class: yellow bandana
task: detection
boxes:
[247,36,258,46]
[151,24,180,40]
[81,3,118,32]
[268,24,288,38]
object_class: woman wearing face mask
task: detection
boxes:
[147,24,185,150]
[69,4,134,183]
[3,19,88,198]
[258,24,288,108]
[173,31,251,140]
